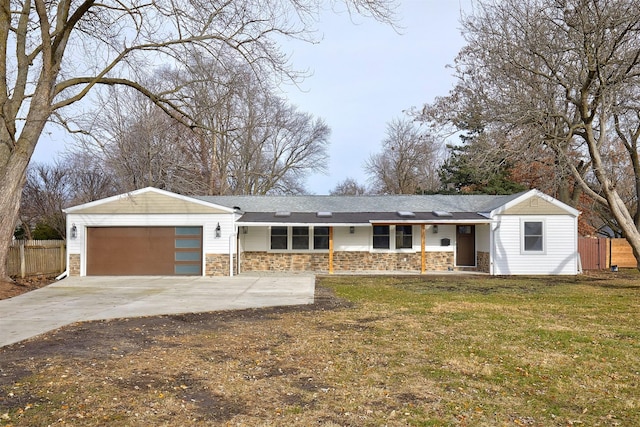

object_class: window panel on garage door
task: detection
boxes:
[174,227,202,275]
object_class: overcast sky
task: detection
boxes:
[31,0,471,195]
[282,0,471,194]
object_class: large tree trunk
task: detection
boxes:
[0,96,51,281]
[0,152,31,281]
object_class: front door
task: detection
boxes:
[456,225,476,267]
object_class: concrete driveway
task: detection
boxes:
[0,275,315,348]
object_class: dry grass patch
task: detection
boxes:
[1,272,639,426]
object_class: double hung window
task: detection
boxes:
[292,227,310,250]
[395,225,413,249]
[313,227,330,250]
[373,225,390,249]
[523,221,544,252]
[270,226,288,250]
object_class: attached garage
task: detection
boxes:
[64,188,237,277]
[86,227,203,276]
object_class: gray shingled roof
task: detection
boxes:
[238,211,490,224]
[195,192,526,214]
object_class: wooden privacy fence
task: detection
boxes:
[609,238,637,269]
[578,237,608,270]
[7,240,66,278]
[579,237,637,270]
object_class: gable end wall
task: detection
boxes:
[501,196,569,215]
[492,214,578,275]
[71,192,229,215]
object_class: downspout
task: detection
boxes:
[490,220,499,275]
[229,232,236,277]
[57,221,72,280]
[230,207,243,277]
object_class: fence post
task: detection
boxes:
[20,241,26,279]
[60,241,66,273]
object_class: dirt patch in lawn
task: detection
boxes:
[0,286,350,385]
[0,284,362,425]
[0,276,55,300]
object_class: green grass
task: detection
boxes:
[319,272,640,426]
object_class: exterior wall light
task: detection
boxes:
[70,224,78,239]
[433,225,438,234]
[215,223,221,238]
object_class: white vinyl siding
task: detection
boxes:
[492,215,578,275]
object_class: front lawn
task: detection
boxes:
[1,271,639,426]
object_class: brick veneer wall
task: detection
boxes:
[424,252,455,271]
[241,252,330,272]
[240,251,458,273]
[205,253,232,276]
[476,251,490,273]
[69,254,80,276]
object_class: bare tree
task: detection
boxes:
[330,177,369,195]
[365,117,441,194]
[79,86,194,193]
[19,158,117,240]
[426,0,640,267]
[0,0,398,280]
[173,56,331,195]
[20,163,72,239]
[62,152,119,205]
[79,57,330,195]
[229,99,331,195]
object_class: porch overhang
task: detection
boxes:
[368,219,493,225]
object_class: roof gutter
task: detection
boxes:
[237,219,494,226]
[368,219,494,224]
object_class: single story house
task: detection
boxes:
[63,187,581,276]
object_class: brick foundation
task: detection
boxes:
[424,252,455,271]
[69,251,483,276]
[69,254,80,276]
[240,251,460,273]
[205,253,232,276]
[241,252,330,272]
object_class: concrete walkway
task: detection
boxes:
[0,275,315,348]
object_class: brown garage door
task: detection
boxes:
[87,227,202,276]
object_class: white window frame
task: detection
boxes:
[270,226,288,250]
[371,225,416,253]
[313,226,330,250]
[521,219,545,254]
[372,225,391,250]
[395,225,414,250]
[268,226,330,252]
